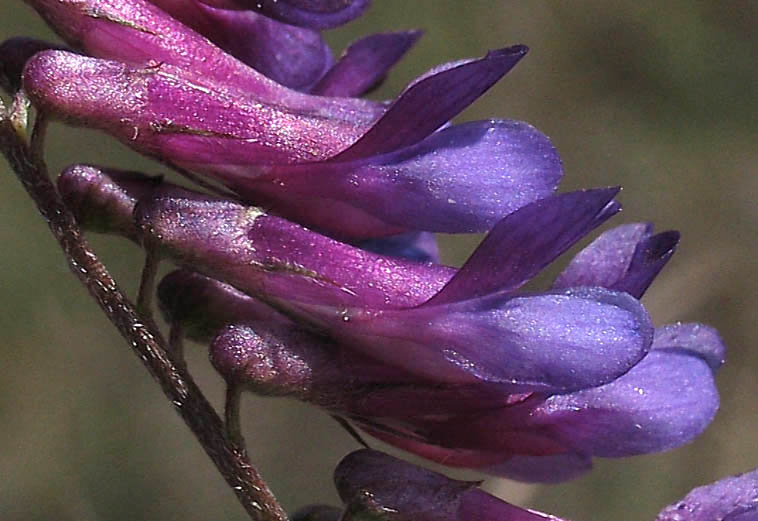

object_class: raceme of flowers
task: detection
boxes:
[56,160,722,483]
[8,0,729,514]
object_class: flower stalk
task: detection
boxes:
[0,105,287,521]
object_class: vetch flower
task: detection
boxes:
[21,0,562,238]
[333,449,560,521]
[329,449,758,521]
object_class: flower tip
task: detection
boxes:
[486,44,529,65]
[22,50,115,118]
[654,323,726,372]
[407,28,425,41]
[209,323,318,396]
[510,43,530,56]
[396,29,425,49]
[209,324,263,385]
[648,230,681,259]
[20,48,57,100]
[604,185,623,197]
[592,186,623,217]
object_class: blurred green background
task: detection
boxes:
[1,1,756,520]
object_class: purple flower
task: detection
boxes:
[19,0,562,238]
[56,165,721,481]
[333,449,554,521]
[133,183,653,391]
[330,449,758,521]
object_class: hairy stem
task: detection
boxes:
[0,110,288,521]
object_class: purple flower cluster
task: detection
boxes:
[9,0,729,513]
[18,0,561,239]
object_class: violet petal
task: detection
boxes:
[159,272,521,417]
[553,222,654,290]
[158,271,531,418]
[208,322,508,416]
[335,449,559,521]
[485,452,593,483]
[656,469,758,521]
[653,323,726,371]
[553,223,679,298]
[333,45,529,161]
[232,119,562,237]
[27,52,548,239]
[536,348,720,457]
[196,0,371,30]
[425,188,620,306]
[334,286,653,388]
[614,230,680,298]
[311,31,422,97]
